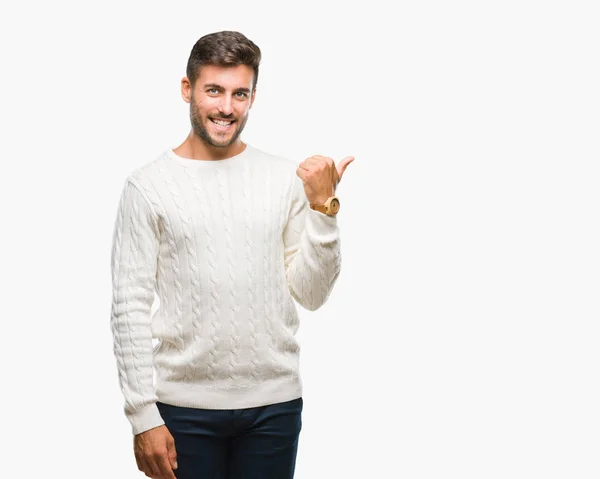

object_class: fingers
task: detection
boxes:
[136,457,151,478]
[135,454,144,473]
[299,155,352,171]
[298,155,353,173]
[310,155,334,167]
[167,435,178,471]
[135,444,154,477]
[296,160,328,181]
[134,426,178,479]
[296,167,307,181]
[147,457,163,478]
[137,455,158,478]
[158,453,178,479]
[139,452,175,479]
[298,156,331,172]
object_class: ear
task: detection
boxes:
[181,77,192,103]
[249,86,257,109]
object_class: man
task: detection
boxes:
[110,30,353,479]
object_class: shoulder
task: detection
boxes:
[246,144,298,176]
[125,151,171,188]
[246,145,305,203]
[129,151,169,180]
[117,151,171,209]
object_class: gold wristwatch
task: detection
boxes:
[310,196,340,216]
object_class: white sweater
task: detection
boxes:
[110,144,341,435]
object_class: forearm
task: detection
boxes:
[111,291,163,434]
[285,208,341,311]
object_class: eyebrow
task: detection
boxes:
[203,83,251,94]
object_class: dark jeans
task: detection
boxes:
[156,397,303,479]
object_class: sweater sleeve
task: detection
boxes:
[110,178,165,435]
[283,173,342,311]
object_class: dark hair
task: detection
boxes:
[186,31,262,89]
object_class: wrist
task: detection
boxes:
[309,195,340,216]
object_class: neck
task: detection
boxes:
[174,131,246,161]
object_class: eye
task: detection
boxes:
[207,88,219,95]
[235,91,248,99]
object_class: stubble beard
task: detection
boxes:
[189,97,248,148]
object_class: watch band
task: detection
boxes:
[310,203,328,215]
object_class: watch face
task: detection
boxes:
[329,197,340,214]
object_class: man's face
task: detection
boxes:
[186,64,256,148]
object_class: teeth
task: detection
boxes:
[212,119,232,126]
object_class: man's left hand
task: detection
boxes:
[296,155,354,205]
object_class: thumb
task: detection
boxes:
[167,439,177,469]
[336,156,355,181]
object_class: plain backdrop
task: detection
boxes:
[1,1,599,478]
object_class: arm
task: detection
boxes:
[283,173,342,311]
[110,178,164,435]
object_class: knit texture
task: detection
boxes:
[110,144,341,435]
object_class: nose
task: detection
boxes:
[217,94,234,116]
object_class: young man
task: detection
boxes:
[110,30,353,479]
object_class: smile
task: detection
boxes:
[210,118,235,131]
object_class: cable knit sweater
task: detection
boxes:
[110,144,341,435]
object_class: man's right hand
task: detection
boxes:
[134,425,178,479]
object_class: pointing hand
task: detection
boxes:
[296,155,354,204]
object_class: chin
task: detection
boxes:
[211,139,233,148]
[193,124,236,148]
[208,133,237,148]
